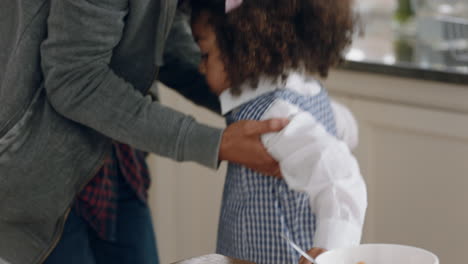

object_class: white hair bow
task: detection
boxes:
[226,0,243,13]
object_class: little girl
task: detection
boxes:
[189,0,367,263]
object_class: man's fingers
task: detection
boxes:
[246,118,289,136]
[220,120,284,176]
[258,156,281,178]
[247,157,281,178]
[298,256,310,264]
[271,167,282,179]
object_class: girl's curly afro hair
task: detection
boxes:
[190,0,357,94]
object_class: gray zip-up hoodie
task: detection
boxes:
[0,1,223,263]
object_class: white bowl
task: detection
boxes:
[315,244,439,264]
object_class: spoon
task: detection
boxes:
[280,234,318,264]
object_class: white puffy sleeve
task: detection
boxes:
[261,99,367,250]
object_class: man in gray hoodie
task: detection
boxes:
[0,1,287,263]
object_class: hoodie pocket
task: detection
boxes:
[0,87,43,159]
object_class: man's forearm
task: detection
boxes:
[41,0,222,168]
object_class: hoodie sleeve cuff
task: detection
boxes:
[182,121,223,169]
[314,218,363,250]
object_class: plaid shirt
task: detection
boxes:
[74,142,150,241]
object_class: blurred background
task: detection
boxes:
[148,0,468,263]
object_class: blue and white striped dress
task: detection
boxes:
[217,86,337,264]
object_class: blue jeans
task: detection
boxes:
[44,176,159,264]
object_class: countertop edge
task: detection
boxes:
[340,61,468,86]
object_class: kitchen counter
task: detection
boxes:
[341,11,468,85]
[171,254,255,264]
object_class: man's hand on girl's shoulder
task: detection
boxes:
[299,247,327,264]
[219,118,289,178]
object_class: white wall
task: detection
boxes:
[147,84,227,264]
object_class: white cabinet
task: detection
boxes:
[326,70,468,264]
